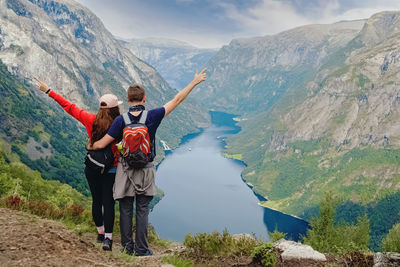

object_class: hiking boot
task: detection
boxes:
[102,238,112,251]
[121,243,134,255]
[97,233,105,243]
[135,249,152,256]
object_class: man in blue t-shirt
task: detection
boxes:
[91,68,207,256]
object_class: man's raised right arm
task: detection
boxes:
[163,68,207,117]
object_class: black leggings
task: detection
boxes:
[85,167,115,233]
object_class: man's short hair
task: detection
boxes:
[127,84,145,102]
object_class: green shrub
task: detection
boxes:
[269,229,286,242]
[335,192,400,251]
[0,194,95,232]
[0,150,96,233]
[251,242,275,267]
[4,195,22,210]
[303,192,370,254]
[26,199,62,219]
[183,230,259,261]
[382,223,400,252]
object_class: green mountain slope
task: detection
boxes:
[0,60,90,192]
[0,138,89,209]
[221,11,400,218]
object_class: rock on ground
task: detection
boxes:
[374,252,400,267]
[274,239,327,262]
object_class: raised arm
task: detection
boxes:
[163,68,207,117]
[35,77,51,94]
[34,77,95,130]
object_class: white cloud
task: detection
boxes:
[219,0,400,37]
[219,0,311,36]
[309,0,400,23]
[75,0,400,48]
[246,0,311,34]
[326,6,400,23]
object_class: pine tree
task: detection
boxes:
[382,223,400,252]
[303,192,370,254]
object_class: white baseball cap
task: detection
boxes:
[99,94,123,108]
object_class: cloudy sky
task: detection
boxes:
[75,0,400,48]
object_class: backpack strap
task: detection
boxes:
[122,113,131,125]
[139,110,148,124]
[123,111,147,126]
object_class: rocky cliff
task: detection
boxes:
[282,11,400,150]
[193,20,365,113]
[0,0,208,124]
[0,0,209,191]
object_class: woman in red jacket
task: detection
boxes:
[35,78,120,251]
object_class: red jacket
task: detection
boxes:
[49,91,118,166]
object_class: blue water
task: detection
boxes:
[149,111,309,242]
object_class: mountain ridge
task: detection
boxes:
[192,20,365,113]
[121,37,217,90]
[0,0,210,192]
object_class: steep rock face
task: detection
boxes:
[0,0,209,144]
[0,0,209,191]
[223,12,400,216]
[3,0,137,104]
[121,38,217,90]
[193,20,365,113]
[283,31,400,150]
[357,11,400,46]
[279,12,400,150]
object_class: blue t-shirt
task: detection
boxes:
[107,107,165,161]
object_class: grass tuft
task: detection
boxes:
[162,255,194,267]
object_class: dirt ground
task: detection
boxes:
[0,208,373,267]
[0,207,260,267]
[0,208,179,267]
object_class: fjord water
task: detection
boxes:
[150,112,309,242]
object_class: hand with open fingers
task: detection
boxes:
[34,77,49,93]
[193,68,207,85]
